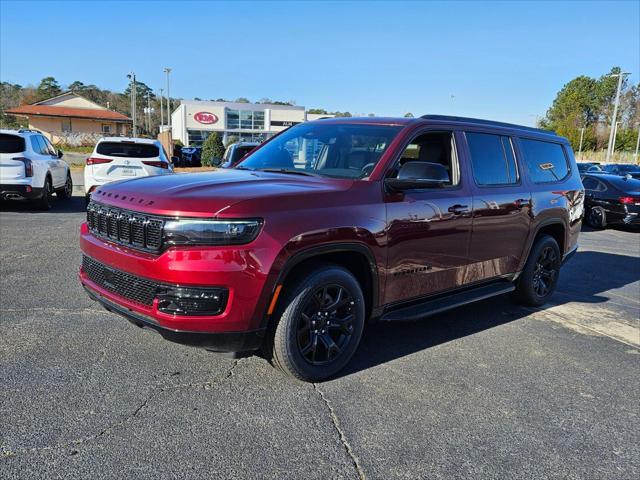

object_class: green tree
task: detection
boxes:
[36,76,62,100]
[235,97,250,103]
[308,108,328,114]
[404,112,414,118]
[201,132,225,166]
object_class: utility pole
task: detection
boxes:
[578,127,585,160]
[606,71,630,162]
[159,88,164,131]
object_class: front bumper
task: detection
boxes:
[79,222,279,334]
[84,285,265,352]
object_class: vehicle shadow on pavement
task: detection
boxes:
[338,250,639,379]
[0,196,86,214]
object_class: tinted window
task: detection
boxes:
[0,134,25,153]
[393,131,460,186]
[43,136,57,156]
[238,123,401,179]
[30,136,49,155]
[606,176,640,192]
[466,132,518,185]
[520,138,569,183]
[96,142,159,158]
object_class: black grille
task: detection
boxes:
[87,201,164,252]
[82,256,158,306]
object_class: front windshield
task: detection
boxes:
[236,123,402,179]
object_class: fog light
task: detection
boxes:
[156,286,228,316]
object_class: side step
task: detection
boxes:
[380,281,515,322]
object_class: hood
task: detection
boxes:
[90,169,350,217]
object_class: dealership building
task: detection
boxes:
[171,100,330,146]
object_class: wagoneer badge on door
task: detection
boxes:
[194,112,218,124]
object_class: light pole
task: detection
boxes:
[578,126,585,160]
[159,88,164,130]
[605,71,630,162]
[612,121,621,156]
[635,124,640,163]
[163,67,172,131]
[127,73,137,137]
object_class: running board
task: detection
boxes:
[380,281,515,322]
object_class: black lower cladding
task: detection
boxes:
[82,256,228,315]
[84,285,265,352]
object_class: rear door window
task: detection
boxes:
[466,132,519,186]
[519,138,569,183]
[0,134,25,153]
[96,142,159,158]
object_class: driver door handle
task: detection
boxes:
[448,204,469,215]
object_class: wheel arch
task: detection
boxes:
[520,219,567,272]
[263,242,379,327]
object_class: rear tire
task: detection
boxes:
[271,265,366,382]
[35,177,53,210]
[57,173,73,200]
[514,235,561,307]
[586,207,607,229]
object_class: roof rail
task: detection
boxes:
[17,128,40,133]
[420,114,556,135]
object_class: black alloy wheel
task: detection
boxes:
[532,246,558,297]
[296,284,355,365]
[270,265,366,382]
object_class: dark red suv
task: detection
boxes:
[79,115,584,381]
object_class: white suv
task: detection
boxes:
[84,137,174,201]
[0,129,72,209]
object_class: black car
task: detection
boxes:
[600,163,640,179]
[582,173,640,228]
[180,146,202,167]
[577,162,602,174]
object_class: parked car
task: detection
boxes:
[581,173,640,228]
[599,163,640,179]
[0,129,72,209]
[577,162,602,174]
[84,137,174,202]
[220,141,259,168]
[180,146,202,167]
[79,115,583,381]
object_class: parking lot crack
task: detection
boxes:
[5,360,241,457]
[313,384,366,480]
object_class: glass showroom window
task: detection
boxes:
[240,111,253,129]
[253,111,265,130]
[227,110,240,129]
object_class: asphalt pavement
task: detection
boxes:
[1,191,638,479]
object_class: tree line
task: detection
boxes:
[540,66,639,152]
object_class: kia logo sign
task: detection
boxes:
[194,112,218,124]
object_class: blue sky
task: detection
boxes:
[1,0,638,126]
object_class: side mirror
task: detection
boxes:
[385,161,450,191]
[57,149,64,159]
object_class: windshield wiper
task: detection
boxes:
[258,168,318,177]
[234,165,254,170]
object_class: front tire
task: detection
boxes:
[271,265,366,382]
[514,235,561,307]
[57,173,73,200]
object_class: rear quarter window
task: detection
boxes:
[0,134,26,154]
[520,138,569,183]
[96,142,159,158]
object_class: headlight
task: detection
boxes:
[163,219,263,246]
